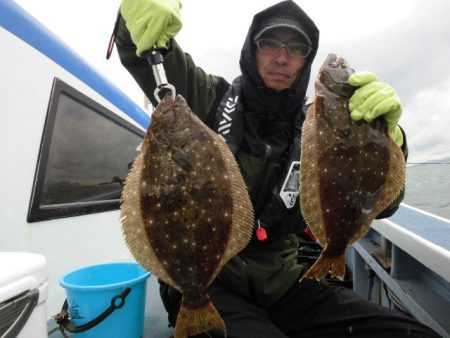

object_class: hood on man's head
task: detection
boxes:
[240,0,319,88]
[253,16,312,46]
[238,0,320,120]
[250,1,318,43]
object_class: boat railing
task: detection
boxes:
[347,203,450,338]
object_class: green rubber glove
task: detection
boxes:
[348,71,403,147]
[121,0,182,56]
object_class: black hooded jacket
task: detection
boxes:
[232,1,320,240]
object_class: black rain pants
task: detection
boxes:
[159,278,441,338]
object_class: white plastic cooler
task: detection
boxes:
[0,252,48,338]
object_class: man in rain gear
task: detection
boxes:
[113,0,439,337]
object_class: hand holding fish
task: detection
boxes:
[120,0,182,55]
[348,71,404,146]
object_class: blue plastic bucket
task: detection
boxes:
[60,262,150,338]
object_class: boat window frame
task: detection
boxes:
[27,77,145,222]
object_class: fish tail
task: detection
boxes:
[300,251,346,282]
[174,298,226,338]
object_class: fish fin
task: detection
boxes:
[300,103,327,246]
[376,137,406,211]
[174,298,226,338]
[300,251,346,282]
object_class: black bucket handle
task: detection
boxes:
[55,287,131,333]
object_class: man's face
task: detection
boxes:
[255,29,307,91]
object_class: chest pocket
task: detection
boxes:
[236,149,275,203]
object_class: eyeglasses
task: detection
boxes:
[255,39,312,58]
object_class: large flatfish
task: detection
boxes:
[120,94,254,337]
[300,53,405,280]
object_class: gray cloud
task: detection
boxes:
[310,0,450,163]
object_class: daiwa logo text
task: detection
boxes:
[218,95,238,140]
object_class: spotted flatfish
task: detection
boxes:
[300,53,406,280]
[120,93,254,338]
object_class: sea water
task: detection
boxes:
[403,163,450,220]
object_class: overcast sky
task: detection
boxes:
[14,0,450,164]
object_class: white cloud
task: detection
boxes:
[403,79,450,162]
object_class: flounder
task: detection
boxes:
[300,53,406,281]
[120,94,254,338]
